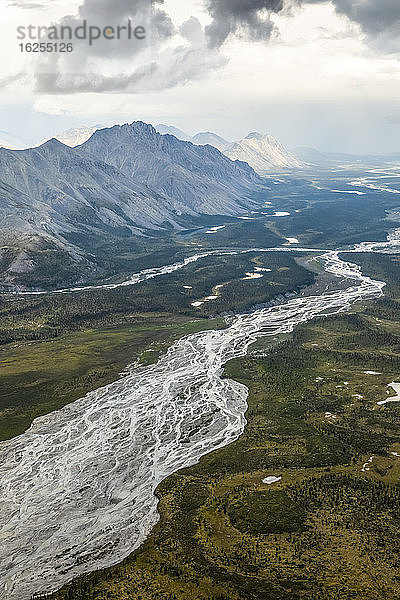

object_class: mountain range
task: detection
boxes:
[154,126,304,171]
[0,122,264,290]
[20,124,306,173]
[155,125,229,151]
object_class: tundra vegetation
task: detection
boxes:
[0,252,313,440]
[48,252,400,600]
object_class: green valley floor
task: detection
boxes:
[47,252,400,600]
[0,251,313,440]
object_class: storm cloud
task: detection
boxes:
[205,0,400,52]
[328,0,400,52]
[206,0,285,48]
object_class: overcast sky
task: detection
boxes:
[1,0,400,153]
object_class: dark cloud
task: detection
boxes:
[206,0,400,52]
[328,0,400,52]
[206,0,285,48]
[320,0,400,36]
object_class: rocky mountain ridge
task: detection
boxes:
[0,121,264,289]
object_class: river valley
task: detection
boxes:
[0,246,388,599]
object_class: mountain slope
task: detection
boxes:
[0,139,177,288]
[191,131,229,151]
[78,122,262,217]
[4,139,189,233]
[223,132,305,172]
[0,122,265,289]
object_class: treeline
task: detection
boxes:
[343,252,400,298]
[0,253,314,346]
